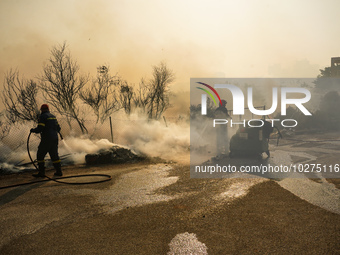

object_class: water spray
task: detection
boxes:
[58,132,73,154]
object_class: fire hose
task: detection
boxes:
[0,132,112,190]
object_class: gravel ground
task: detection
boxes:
[0,160,339,254]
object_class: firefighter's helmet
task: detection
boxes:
[40,104,49,112]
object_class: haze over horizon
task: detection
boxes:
[1,0,339,111]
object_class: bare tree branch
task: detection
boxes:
[120,82,134,115]
[1,69,39,123]
[80,65,121,123]
[0,112,11,141]
[133,78,151,113]
[40,42,89,133]
[146,62,174,119]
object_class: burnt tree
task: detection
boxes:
[1,69,39,123]
[40,42,88,133]
[80,65,120,123]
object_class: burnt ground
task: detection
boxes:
[0,132,339,254]
[0,163,339,254]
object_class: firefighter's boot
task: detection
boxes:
[53,162,63,177]
[32,162,46,178]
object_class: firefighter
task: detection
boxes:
[30,104,62,177]
[215,99,231,155]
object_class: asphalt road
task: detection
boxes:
[0,155,339,254]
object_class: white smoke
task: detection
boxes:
[114,112,190,162]
[59,137,120,165]
[190,115,237,164]
[0,111,191,173]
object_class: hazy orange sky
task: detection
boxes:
[0,0,339,99]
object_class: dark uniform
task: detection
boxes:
[31,104,62,177]
[215,100,231,155]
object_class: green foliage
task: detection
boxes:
[275,91,340,131]
[314,67,340,91]
[313,91,340,130]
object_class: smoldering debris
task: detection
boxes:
[85,145,146,165]
[0,163,27,175]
